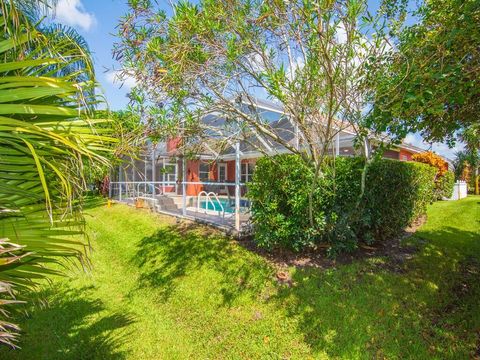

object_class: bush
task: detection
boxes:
[412,151,448,176]
[360,160,436,242]
[412,151,454,200]
[247,154,325,251]
[249,155,436,254]
[435,171,455,199]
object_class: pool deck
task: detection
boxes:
[116,196,252,238]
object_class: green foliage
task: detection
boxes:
[85,109,143,193]
[248,155,325,251]
[249,155,437,253]
[435,171,455,200]
[0,1,113,347]
[369,0,480,145]
[360,160,436,242]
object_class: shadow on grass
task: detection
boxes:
[132,222,273,305]
[2,285,134,360]
[270,227,480,358]
[131,219,479,358]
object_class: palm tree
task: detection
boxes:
[0,1,114,347]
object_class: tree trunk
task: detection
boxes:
[308,162,322,227]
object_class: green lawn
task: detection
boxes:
[1,196,479,359]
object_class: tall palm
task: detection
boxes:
[0,1,114,347]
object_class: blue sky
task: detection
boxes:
[51,0,132,110]
[50,0,462,159]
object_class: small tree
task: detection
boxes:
[114,0,394,226]
[86,109,144,195]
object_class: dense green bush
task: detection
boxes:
[435,171,455,200]
[360,160,436,242]
[249,155,436,254]
[247,154,325,251]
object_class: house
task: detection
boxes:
[109,98,432,233]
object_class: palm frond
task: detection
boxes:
[0,0,115,347]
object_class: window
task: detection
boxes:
[163,164,176,182]
[199,163,210,182]
[158,161,176,183]
[218,163,227,183]
[241,163,255,183]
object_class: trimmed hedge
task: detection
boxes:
[249,155,436,254]
[435,170,455,200]
[360,159,437,243]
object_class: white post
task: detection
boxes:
[335,132,340,157]
[144,155,147,195]
[295,123,300,150]
[131,160,135,197]
[119,164,122,202]
[162,159,165,195]
[235,141,241,232]
[182,156,187,216]
[152,146,156,196]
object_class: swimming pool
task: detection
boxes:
[199,198,250,213]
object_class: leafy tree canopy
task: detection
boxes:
[114,0,394,165]
[369,0,480,148]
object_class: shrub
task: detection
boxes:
[360,160,436,242]
[412,151,448,176]
[412,151,453,199]
[435,171,455,199]
[249,155,436,254]
[247,154,326,251]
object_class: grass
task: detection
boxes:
[1,196,479,359]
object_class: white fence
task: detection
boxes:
[448,181,468,201]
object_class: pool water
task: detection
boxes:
[199,198,250,213]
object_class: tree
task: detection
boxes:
[114,0,393,226]
[0,1,113,347]
[369,0,480,146]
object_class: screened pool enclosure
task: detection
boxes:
[108,140,252,235]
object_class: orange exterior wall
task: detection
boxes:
[185,160,220,195]
[185,158,256,195]
[167,137,181,153]
[225,159,257,182]
[226,160,236,182]
[186,160,201,195]
[399,149,413,161]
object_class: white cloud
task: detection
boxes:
[55,0,96,32]
[105,70,137,89]
[404,132,464,160]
